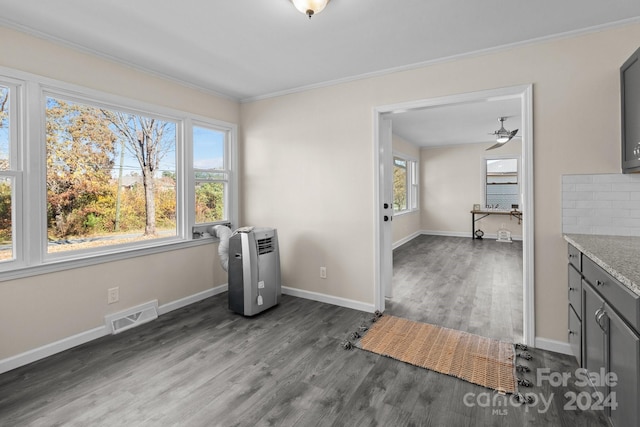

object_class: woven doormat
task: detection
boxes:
[356,315,517,394]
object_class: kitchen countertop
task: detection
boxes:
[564,234,640,297]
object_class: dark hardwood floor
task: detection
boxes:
[388,235,523,343]
[0,292,608,426]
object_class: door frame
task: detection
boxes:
[373,84,535,346]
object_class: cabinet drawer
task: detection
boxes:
[568,244,581,270]
[568,304,582,366]
[568,264,582,319]
[582,256,640,332]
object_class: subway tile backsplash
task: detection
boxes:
[562,173,640,236]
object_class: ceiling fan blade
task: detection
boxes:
[486,141,507,151]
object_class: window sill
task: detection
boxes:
[0,237,219,283]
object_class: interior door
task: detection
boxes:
[379,116,394,299]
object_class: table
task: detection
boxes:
[470,209,522,239]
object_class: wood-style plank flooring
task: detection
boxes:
[388,235,523,343]
[0,293,608,426]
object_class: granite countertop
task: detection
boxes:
[564,234,640,297]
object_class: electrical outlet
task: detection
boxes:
[107,287,119,304]
[320,267,327,279]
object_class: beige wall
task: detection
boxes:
[421,141,523,238]
[392,134,421,245]
[0,27,239,360]
[241,23,640,343]
[2,22,639,361]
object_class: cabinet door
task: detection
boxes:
[568,305,582,366]
[568,264,582,319]
[583,281,607,396]
[622,49,640,172]
[607,306,640,427]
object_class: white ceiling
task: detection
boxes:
[390,98,522,147]
[0,0,639,102]
[1,1,638,146]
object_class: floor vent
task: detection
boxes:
[105,300,158,334]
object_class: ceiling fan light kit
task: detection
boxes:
[291,0,330,18]
[487,116,519,150]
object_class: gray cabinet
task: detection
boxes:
[608,304,640,427]
[568,243,640,427]
[568,259,582,364]
[582,282,607,397]
[622,46,640,173]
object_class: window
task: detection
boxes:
[0,67,237,276]
[193,125,227,224]
[393,154,418,213]
[485,158,519,210]
[45,95,178,254]
[0,81,20,264]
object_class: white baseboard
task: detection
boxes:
[421,230,523,241]
[421,229,470,238]
[0,325,109,375]
[157,283,227,316]
[534,337,573,355]
[392,231,422,250]
[0,284,228,375]
[282,286,375,313]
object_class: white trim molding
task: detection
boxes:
[535,337,573,356]
[282,286,375,313]
[374,84,535,347]
[392,231,422,250]
[0,284,228,375]
[394,230,523,249]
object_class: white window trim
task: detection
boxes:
[190,121,235,232]
[0,66,238,281]
[393,151,419,216]
[482,154,521,210]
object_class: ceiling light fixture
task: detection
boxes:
[486,117,519,151]
[291,0,330,19]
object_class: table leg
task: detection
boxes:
[471,212,474,239]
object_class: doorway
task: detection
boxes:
[373,85,534,346]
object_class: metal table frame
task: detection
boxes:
[470,209,522,239]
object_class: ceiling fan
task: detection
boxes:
[486,116,519,150]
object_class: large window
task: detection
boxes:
[485,158,519,210]
[45,95,178,254]
[0,68,236,276]
[393,154,418,213]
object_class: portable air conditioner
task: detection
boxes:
[228,227,281,316]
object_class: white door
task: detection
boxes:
[379,116,394,301]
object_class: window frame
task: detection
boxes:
[392,151,419,215]
[0,66,237,280]
[0,77,25,268]
[482,155,520,211]
[191,122,232,229]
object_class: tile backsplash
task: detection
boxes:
[563,173,640,236]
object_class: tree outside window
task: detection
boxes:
[45,96,177,253]
[0,85,14,262]
[393,155,418,214]
[193,126,227,224]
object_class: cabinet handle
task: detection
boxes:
[569,287,575,291]
[568,329,575,335]
[594,307,603,323]
[568,254,577,259]
[595,309,607,332]
[596,280,605,287]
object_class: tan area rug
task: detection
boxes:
[357,315,517,394]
